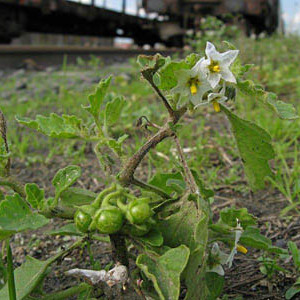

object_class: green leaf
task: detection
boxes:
[25,183,45,210]
[237,80,299,120]
[166,179,185,194]
[266,92,299,120]
[220,207,257,229]
[136,228,164,247]
[157,197,209,299]
[138,54,169,85]
[288,241,300,269]
[285,277,300,300]
[222,105,275,190]
[158,61,189,90]
[16,114,86,139]
[149,172,185,195]
[106,134,128,157]
[185,53,201,68]
[59,187,96,208]
[137,54,167,69]
[82,77,112,126]
[192,170,214,200]
[241,227,287,254]
[0,194,48,240]
[52,165,81,198]
[104,96,126,127]
[47,223,82,236]
[0,256,51,299]
[184,212,209,300]
[136,245,190,300]
[206,272,224,300]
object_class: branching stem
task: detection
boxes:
[118,70,187,198]
[0,109,11,176]
[119,108,186,197]
[141,71,175,118]
[109,234,129,267]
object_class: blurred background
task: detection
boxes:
[0,0,298,47]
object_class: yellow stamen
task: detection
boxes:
[209,60,221,73]
[212,65,221,72]
[237,244,248,254]
[190,83,197,95]
[212,101,220,112]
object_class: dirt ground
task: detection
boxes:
[1,62,299,299]
[5,148,298,300]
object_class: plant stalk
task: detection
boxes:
[174,136,199,194]
[109,234,129,267]
[119,106,186,196]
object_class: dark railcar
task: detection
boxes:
[0,0,281,45]
[142,0,281,45]
[0,0,159,44]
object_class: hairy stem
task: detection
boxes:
[109,234,129,267]
[0,109,11,176]
[119,124,173,186]
[141,72,175,118]
[118,106,186,195]
[174,136,199,194]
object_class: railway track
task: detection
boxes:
[0,46,182,69]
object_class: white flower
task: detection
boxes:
[226,220,247,268]
[207,243,228,276]
[195,83,227,112]
[172,58,212,106]
[201,42,239,88]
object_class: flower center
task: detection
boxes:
[236,244,248,254]
[212,101,221,112]
[209,60,221,73]
[187,77,200,95]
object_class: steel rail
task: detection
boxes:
[0,46,182,69]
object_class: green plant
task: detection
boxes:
[285,242,300,300]
[258,255,286,281]
[185,16,241,53]
[0,40,298,299]
[268,142,299,215]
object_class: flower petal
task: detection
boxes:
[226,247,237,268]
[191,57,205,75]
[218,96,227,103]
[220,50,239,66]
[176,95,189,109]
[208,72,221,88]
[190,94,201,106]
[194,101,209,109]
[207,92,220,102]
[220,68,236,84]
[219,251,229,265]
[205,42,220,61]
[208,264,225,276]
[199,58,210,75]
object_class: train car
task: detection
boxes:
[142,0,281,46]
[0,0,281,45]
[0,0,159,44]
